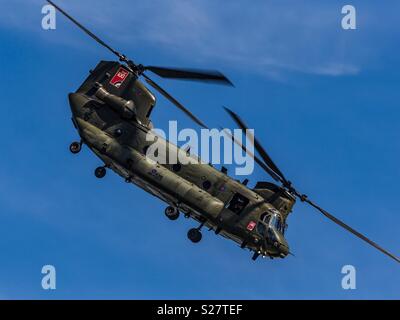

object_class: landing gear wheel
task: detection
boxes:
[69,141,81,154]
[95,166,106,179]
[187,228,202,243]
[165,206,180,220]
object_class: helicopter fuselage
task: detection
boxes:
[68,61,295,259]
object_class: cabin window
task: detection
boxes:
[114,128,123,137]
[202,180,212,190]
[227,193,249,215]
[172,164,182,172]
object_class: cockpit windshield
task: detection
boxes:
[270,213,284,234]
[258,211,285,235]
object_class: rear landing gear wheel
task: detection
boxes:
[187,228,202,243]
[165,206,180,220]
[70,141,81,154]
[95,166,106,179]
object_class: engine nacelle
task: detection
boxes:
[94,84,136,120]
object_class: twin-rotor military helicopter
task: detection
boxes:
[48,1,399,263]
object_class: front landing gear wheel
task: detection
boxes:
[187,228,202,243]
[165,206,180,220]
[95,166,107,179]
[69,141,81,154]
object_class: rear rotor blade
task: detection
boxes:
[224,107,289,186]
[145,66,233,86]
[47,0,127,62]
[299,195,400,264]
[143,75,207,129]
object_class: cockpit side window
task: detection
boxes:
[270,213,284,234]
[226,193,249,215]
[262,213,271,224]
[257,213,270,236]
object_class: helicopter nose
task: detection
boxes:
[278,244,290,258]
[272,232,290,258]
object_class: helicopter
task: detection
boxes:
[48,0,399,263]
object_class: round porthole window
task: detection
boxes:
[114,128,123,137]
[172,164,182,172]
[202,180,212,190]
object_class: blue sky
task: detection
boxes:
[0,0,399,299]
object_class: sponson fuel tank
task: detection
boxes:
[75,117,225,219]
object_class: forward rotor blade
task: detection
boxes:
[300,195,400,264]
[143,75,207,129]
[223,107,288,185]
[145,66,233,86]
[221,128,282,182]
[47,0,125,61]
[223,108,399,264]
